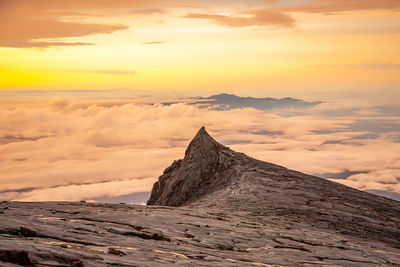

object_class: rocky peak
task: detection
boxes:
[184,126,225,158]
[147,127,237,206]
[147,126,285,207]
[147,127,400,248]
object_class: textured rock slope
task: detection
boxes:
[148,127,400,248]
[1,127,400,266]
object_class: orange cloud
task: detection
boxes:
[0,17,127,48]
[0,0,159,48]
[277,0,400,14]
[320,63,400,70]
[183,9,295,28]
[182,0,400,29]
[0,0,157,10]
[140,42,167,45]
[2,0,399,47]
[130,8,165,14]
[79,70,137,75]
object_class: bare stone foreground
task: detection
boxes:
[1,127,400,266]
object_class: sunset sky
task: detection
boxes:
[1,0,400,203]
[1,0,400,101]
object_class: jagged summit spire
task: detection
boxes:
[193,126,209,141]
[184,126,225,157]
[193,126,213,141]
[148,127,233,206]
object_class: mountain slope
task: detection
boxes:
[148,127,400,248]
[1,127,400,266]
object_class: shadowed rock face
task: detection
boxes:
[148,126,288,207]
[147,126,238,206]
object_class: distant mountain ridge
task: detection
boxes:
[195,93,320,110]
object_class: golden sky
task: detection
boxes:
[1,0,400,101]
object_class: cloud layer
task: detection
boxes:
[182,0,400,28]
[183,9,295,28]
[2,0,400,48]
[0,93,399,202]
[277,0,400,14]
[0,0,157,47]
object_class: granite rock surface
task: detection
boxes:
[1,127,400,266]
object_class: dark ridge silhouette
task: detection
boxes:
[195,93,320,110]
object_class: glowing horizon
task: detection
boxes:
[1,0,399,103]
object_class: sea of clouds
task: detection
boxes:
[1,91,399,202]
